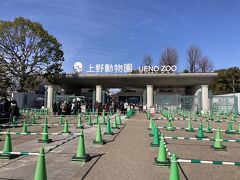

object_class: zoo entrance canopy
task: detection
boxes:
[53,73,218,88]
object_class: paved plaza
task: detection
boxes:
[0,112,240,180]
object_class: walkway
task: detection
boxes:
[73,112,168,180]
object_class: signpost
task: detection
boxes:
[150,106,155,117]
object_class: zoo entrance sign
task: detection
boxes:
[73,62,177,74]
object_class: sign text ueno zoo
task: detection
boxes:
[73,62,177,74]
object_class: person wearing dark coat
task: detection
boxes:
[9,100,20,121]
[0,97,10,123]
[52,102,58,115]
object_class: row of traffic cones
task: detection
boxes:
[36,119,122,179]
[154,115,240,135]
[151,125,227,149]
[151,131,226,180]
[0,116,124,179]
[149,126,180,179]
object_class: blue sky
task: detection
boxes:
[1,0,240,73]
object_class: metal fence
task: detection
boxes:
[154,94,200,112]
[209,95,238,113]
[155,93,238,113]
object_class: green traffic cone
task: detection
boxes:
[223,112,227,119]
[0,129,18,159]
[62,120,71,133]
[215,112,221,123]
[204,121,213,133]
[59,115,63,126]
[150,125,159,147]
[93,123,105,145]
[149,121,155,136]
[237,123,240,134]
[112,117,119,129]
[147,110,150,120]
[44,117,49,128]
[26,110,29,119]
[94,116,99,125]
[225,121,234,134]
[148,118,154,130]
[183,111,186,120]
[32,116,36,124]
[154,134,170,166]
[209,111,213,120]
[117,115,122,125]
[76,116,84,129]
[12,116,17,128]
[231,114,236,122]
[193,112,197,121]
[101,116,106,124]
[36,112,40,120]
[34,148,47,180]
[203,111,207,118]
[169,153,180,180]
[104,119,113,135]
[87,115,93,126]
[198,111,201,117]
[71,130,90,162]
[195,122,207,138]
[38,123,52,143]
[211,127,226,151]
[22,121,30,133]
[185,116,194,132]
[166,119,175,131]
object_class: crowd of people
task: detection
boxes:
[1,95,143,123]
[52,99,86,115]
[0,97,20,123]
[52,98,143,116]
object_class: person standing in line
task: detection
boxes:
[9,100,20,121]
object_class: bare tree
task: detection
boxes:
[142,54,153,66]
[197,56,213,72]
[186,46,202,72]
[160,48,178,66]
